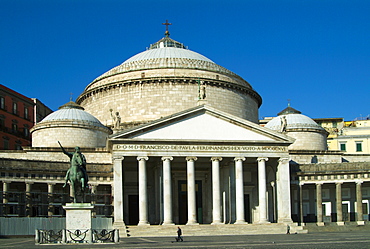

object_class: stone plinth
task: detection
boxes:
[63,203,94,243]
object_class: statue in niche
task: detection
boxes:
[110,109,121,129]
[59,141,89,203]
[280,116,287,132]
[199,81,206,100]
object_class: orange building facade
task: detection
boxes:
[0,84,35,150]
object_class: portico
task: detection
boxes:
[110,105,294,230]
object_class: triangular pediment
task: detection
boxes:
[110,105,293,144]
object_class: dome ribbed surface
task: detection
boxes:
[265,113,324,131]
[123,47,214,64]
[40,101,106,128]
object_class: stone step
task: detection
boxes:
[304,221,370,233]
[124,223,307,237]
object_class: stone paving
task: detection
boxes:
[1,231,370,248]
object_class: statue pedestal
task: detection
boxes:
[197,99,207,106]
[63,203,94,244]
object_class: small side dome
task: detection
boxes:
[31,101,112,148]
[265,106,328,151]
[41,101,107,129]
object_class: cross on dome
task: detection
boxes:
[162,20,172,37]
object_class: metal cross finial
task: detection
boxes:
[162,20,172,37]
[162,20,172,31]
[287,99,291,107]
[70,92,73,102]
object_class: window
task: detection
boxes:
[0,97,4,109]
[356,142,363,152]
[23,126,29,138]
[340,143,346,151]
[24,106,29,119]
[332,121,337,128]
[12,123,18,134]
[0,117,4,130]
[3,139,9,149]
[13,102,18,115]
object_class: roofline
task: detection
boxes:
[0,84,34,104]
[110,104,294,143]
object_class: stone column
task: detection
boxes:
[90,184,97,217]
[271,181,276,223]
[69,185,74,202]
[298,182,304,225]
[234,157,246,224]
[25,181,32,217]
[316,183,324,226]
[47,183,55,217]
[356,180,364,225]
[162,156,174,225]
[276,157,292,223]
[2,181,10,216]
[211,157,222,224]
[257,157,269,223]
[137,156,150,225]
[335,182,344,225]
[186,156,198,225]
[113,156,125,229]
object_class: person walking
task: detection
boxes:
[176,227,183,242]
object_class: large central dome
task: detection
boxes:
[76,33,262,128]
[124,36,214,63]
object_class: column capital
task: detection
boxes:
[186,156,198,162]
[113,156,124,161]
[356,180,364,185]
[316,182,323,186]
[137,156,149,161]
[278,157,290,163]
[335,181,343,186]
[257,157,269,163]
[211,157,222,162]
[25,180,34,185]
[234,157,246,162]
[161,156,173,161]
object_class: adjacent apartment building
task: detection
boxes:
[0,84,52,150]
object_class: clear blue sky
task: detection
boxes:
[1,0,369,121]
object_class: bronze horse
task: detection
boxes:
[59,142,88,203]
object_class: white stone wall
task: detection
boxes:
[342,155,370,163]
[32,127,108,148]
[80,81,259,127]
[287,131,327,151]
[0,150,112,164]
[87,59,251,91]
[290,153,342,164]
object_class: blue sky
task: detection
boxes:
[1,0,369,121]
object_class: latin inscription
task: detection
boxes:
[113,144,287,152]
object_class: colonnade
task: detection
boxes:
[113,155,292,227]
[1,180,108,217]
[298,180,368,225]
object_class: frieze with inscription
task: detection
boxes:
[113,144,288,152]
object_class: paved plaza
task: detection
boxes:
[0,231,370,248]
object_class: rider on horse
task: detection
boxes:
[59,142,89,189]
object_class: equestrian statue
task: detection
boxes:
[59,141,89,203]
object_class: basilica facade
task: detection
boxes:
[0,31,369,236]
